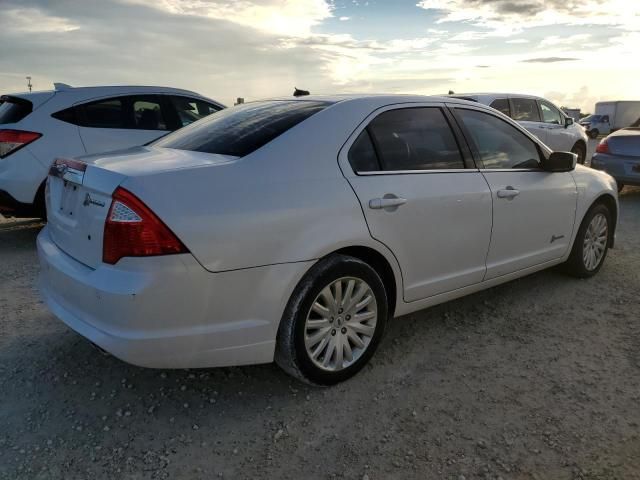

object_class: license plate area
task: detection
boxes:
[625,162,640,175]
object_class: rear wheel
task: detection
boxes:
[571,142,586,165]
[564,203,611,278]
[275,254,388,385]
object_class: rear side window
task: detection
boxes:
[84,99,125,128]
[490,98,510,117]
[366,107,464,171]
[456,108,541,169]
[511,98,541,122]
[171,97,221,127]
[0,97,32,124]
[348,130,380,172]
[154,100,330,157]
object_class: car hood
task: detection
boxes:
[79,146,239,177]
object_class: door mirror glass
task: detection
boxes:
[565,117,574,128]
[542,151,576,172]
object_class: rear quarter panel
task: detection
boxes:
[119,101,403,281]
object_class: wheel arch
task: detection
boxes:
[331,245,400,318]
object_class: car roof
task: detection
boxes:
[452,92,545,100]
[4,84,225,110]
[250,93,480,108]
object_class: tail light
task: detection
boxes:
[103,187,188,265]
[595,138,609,154]
[0,129,42,158]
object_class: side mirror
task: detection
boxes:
[564,117,574,128]
[542,151,577,172]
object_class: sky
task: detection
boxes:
[0,0,638,113]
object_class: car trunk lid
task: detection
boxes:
[46,147,238,269]
[46,159,126,269]
[607,130,640,157]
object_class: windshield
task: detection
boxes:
[153,100,332,157]
[583,115,601,122]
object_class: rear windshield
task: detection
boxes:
[0,97,33,124]
[153,100,331,157]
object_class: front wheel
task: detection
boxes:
[564,203,611,278]
[571,142,586,165]
[275,254,388,385]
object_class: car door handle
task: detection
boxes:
[497,187,520,199]
[369,196,407,210]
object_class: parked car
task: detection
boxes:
[591,128,640,191]
[451,93,589,164]
[0,83,224,218]
[580,101,640,139]
[37,95,618,385]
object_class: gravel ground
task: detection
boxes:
[1,181,639,478]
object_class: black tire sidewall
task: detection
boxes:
[290,256,388,385]
[569,203,611,277]
[572,143,586,164]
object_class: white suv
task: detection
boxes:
[452,93,589,164]
[0,84,224,218]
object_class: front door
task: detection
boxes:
[340,104,493,302]
[452,106,577,279]
[539,99,574,151]
[510,96,549,146]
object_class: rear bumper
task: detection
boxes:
[37,226,312,368]
[591,153,640,186]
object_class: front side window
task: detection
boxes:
[540,100,563,125]
[456,109,541,169]
[490,98,510,117]
[132,98,167,130]
[511,97,541,122]
[153,100,330,157]
[365,107,464,171]
[171,97,221,127]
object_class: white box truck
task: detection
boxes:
[579,101,640,138]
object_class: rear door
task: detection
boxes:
[510,97,548,145]
[77,95,172,154]
[451,105,577,279]
[340,103,492,302]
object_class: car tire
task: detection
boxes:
[571,142,586,165]
[564,203,611,278]
[589,129,599,139]
[275,254,388,385]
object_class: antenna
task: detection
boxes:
[26,76,32,92]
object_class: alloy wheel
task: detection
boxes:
[304,277,378,372]
[582,213,608,271]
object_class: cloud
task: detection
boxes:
[4,7,80,33]
[123,0,333,37]
[417,0,640,32]
[339,16,351,21]
[522,56,579,63]
[538,33,591,48]
[506,39,529,44]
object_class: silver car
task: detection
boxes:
[591,128,640,191]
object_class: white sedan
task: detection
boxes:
[37,95,618,385]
